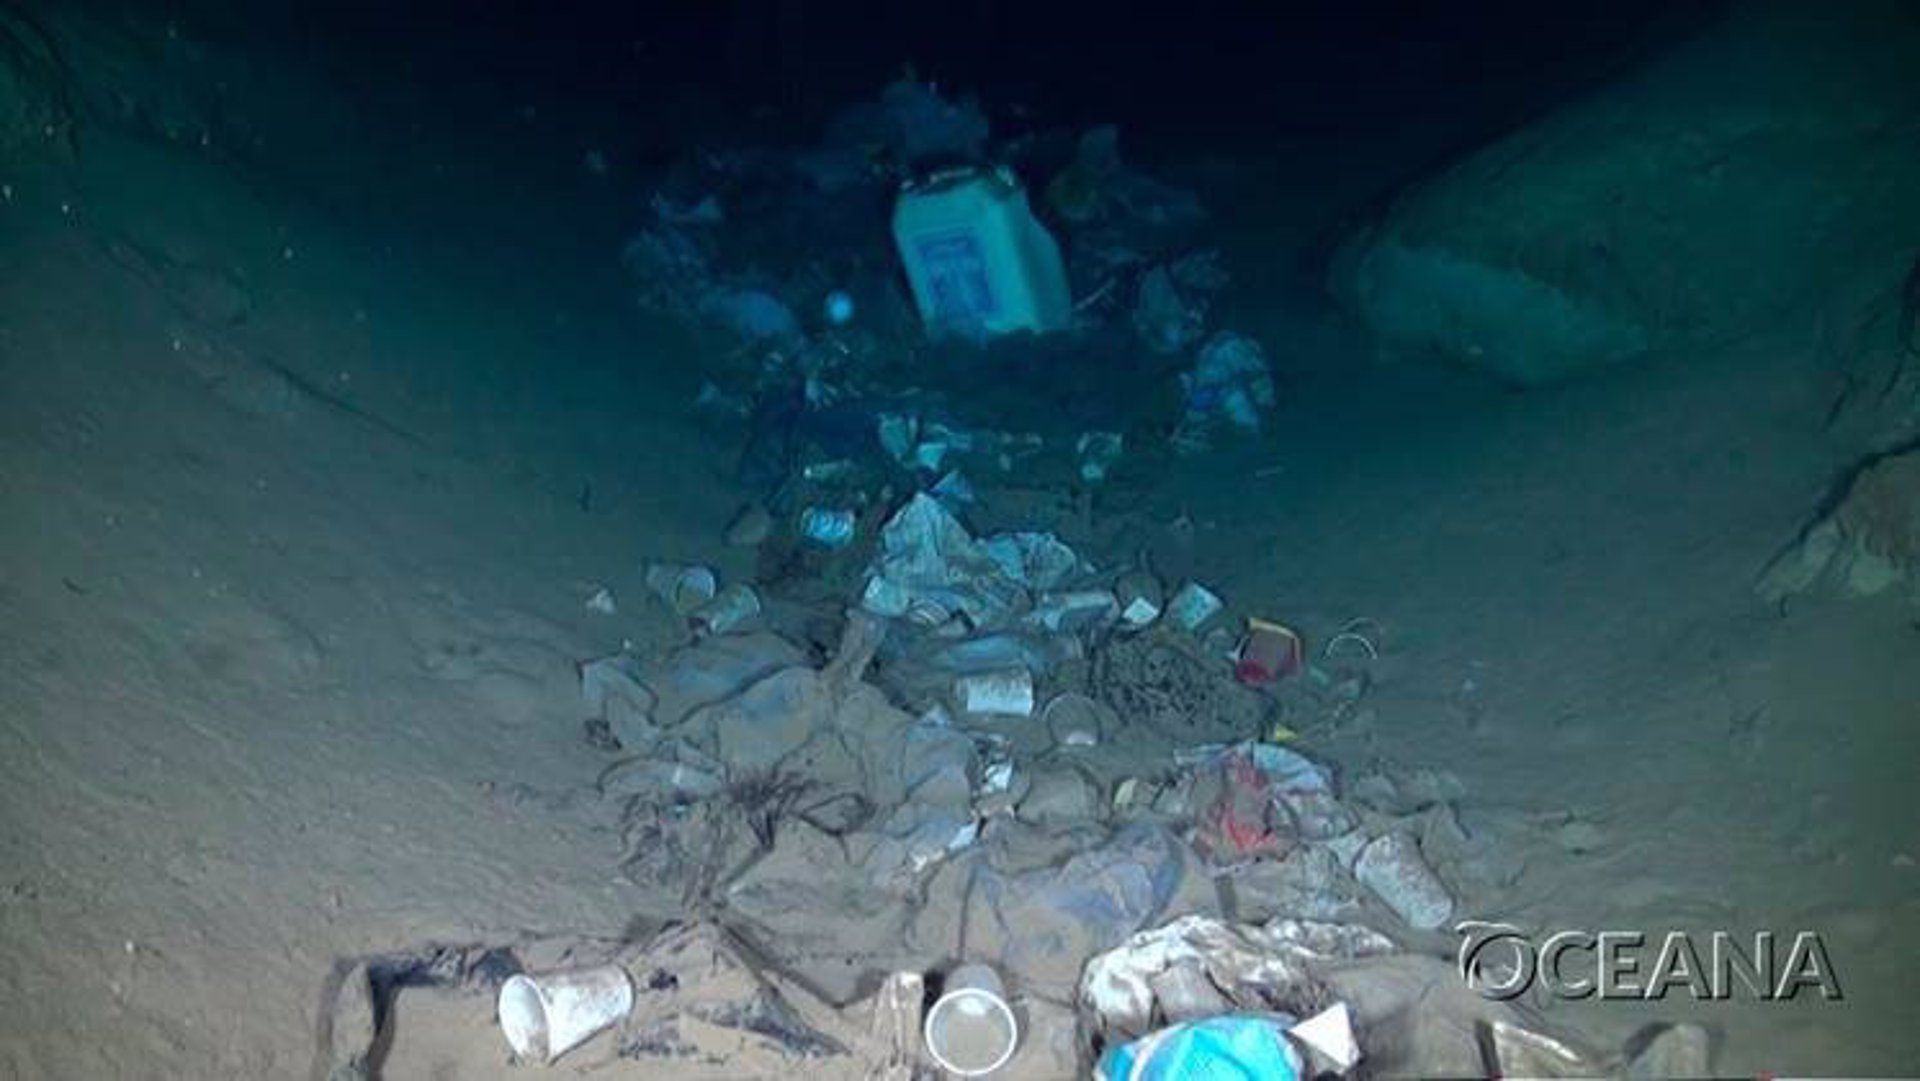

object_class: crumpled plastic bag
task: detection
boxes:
[622,225,712,314]
[1133,265,1207,355]
[865,494,1090,630]
[313,924,875,1079]
[979,531,1083,592]
[1076,914,1629,1077]
[967,824,1191,1000]
[1174,332,1275,452]
[1180,742,1356,866]
[698,286,800,342]
[620,222,801,345]
[1095,1013,1303,1081]
[876,78,989,166]
[612,923,853,1070]
[1077,914,1390,1051]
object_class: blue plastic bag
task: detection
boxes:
[1096,1013,1302,1081]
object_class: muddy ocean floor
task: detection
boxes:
[3,7,1918,1079]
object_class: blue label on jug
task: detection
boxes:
[914,228,998,324]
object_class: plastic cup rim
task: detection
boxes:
[924,985,1019,1076]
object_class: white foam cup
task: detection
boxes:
[497,964,633,1063]
[923,963,1019,1076]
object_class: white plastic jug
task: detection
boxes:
[892,167,1071,338]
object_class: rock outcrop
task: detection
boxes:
[1330,3,1920,385]
[1761,445,1920,603]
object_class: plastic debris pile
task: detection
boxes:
[359,71,1729,1079]
[325,465,1722,1076]
[620,77,1276,527]
[489,473,1718,1076]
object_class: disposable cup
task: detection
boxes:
[689,583,761,635]
[497,964,633,1063]
[644,563,718,614]
[923,963,1019,1077]
[1041,692,1108,747]
[800,506,857,548]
